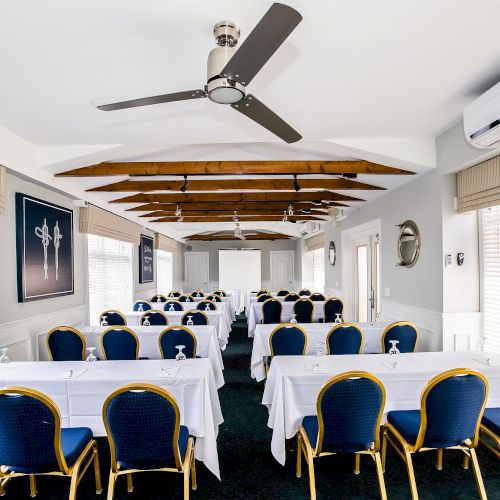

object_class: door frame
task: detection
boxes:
[270,251,295,292]
[184,251,210,291]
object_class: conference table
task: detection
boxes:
[0,358,224,478]
[189,297,235,324]
[247,300,327,337]
[251,322,391,381]
[262,351,500,465]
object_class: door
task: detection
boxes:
[354,234,380,322]
[270,251,294,291]
[184,252,209,291]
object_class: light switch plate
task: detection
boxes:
[384,287,391,297]
[445,254,453,267]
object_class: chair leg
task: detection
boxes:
[462,453,470,470]
[306,451,316,500]
[469,448,487,500]
[374,452,388,500]
[69,468,79,500]
[404,451,419,500]
[29,475,37,498]
[191,450,197,491]
[184,464,190,500]
[296,435,302,478]
[436,448,443,471]
[93,443,103,494]
[106,472,116,500]
[381,430,387,472]
[354,453,361,475]
[126,473,134,493]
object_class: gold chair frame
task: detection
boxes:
[158,326,198,359]
[325,322,364,354]
[101,326,140,360]
[46,326,86,361]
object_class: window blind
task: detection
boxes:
[481,206,500,353]
[0,166,5,215]
[155,233,177,253]
[157,250,173,295]
[87,234,133,325]
[305,232,324,251]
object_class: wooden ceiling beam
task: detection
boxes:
[187,233,292,241]
[139,209,329,217]
[126,201,343,211]
[111,191,364,203]
[88,178,383,192]
[150,215,327,223]
[56,160,414,177]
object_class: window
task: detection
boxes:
[312,247,325,292]
[157,250,173,295]
[87,234,133,324]
[481,206,500,353]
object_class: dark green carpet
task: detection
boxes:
[4,314,500,499]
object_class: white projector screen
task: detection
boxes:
[219,250,261,290]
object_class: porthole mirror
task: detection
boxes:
[397,220,420,268]
[328,241,336,266]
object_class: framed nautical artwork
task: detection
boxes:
[139,234,154,283]
[15,193,74,302]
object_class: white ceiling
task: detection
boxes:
[1,0,500,239]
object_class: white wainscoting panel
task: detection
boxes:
[442,312,481,352]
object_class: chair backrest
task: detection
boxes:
[206,294,222,302]
[284,293,300,302]
[46,327,86,361]
[141,310,169,326]
[158,327,197,359]
[102,327,139,360]
[381,321,418,353]
[151,294,168,303]
[133,300,152,312]
[276,289,289,297]
[197,300,216,311]
[178,295,192,303]
[310,293,325,302]
[100,310,127,326]
[299,288,312,297]
[103,384,183,472]
[214,290,226,297]
[270,324,307,356]
[256,290,268,297]
[326,323,364,355]
[293,298,314,323]
[262,298,282,324]
[323,298,344,323]
[257,293,272,303]
[0,387,70,474]
[190,290,204,298]
[167,291,181,298]
[316,372,385,455]
[181,310,209,326]
[415,369,488,450]
[163,300,184,312]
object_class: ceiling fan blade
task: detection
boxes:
[97,89,206,111]
[232,94,301,143]
[220,3,302,86]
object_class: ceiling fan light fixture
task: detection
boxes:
[207,77,245,104]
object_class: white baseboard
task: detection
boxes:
[442,312,481,352]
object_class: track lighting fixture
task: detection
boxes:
[287,203,294,216]
[180,175,188,193]
[282,210,288,222]
[293,174,301,191]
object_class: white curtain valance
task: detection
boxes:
[0,166,5,215]
[305,232,324,251]
[79,204,141,245]
[155,233,177,253]
[457,155,500,212]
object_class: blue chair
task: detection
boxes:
[256,289,268,297]
[276,289,290,297]
[293,298,314,323]
[269,324,307,356]
[102,383,196,499]
[480,408,500,458]
[381,321,418,353]
[284,293,300,302]
[101,327,139,360]
[164,300,184,312]
[99,310,127,326]
[46,326,86,361]
[141,310,169,326]
[206,294,222,302]
[383,368,489,500]
[299,288,312,297]
[320,298,344,323]
[297,372,387,500]
[197,300,216,311]
[190,291,205,299]
[262,298,282,324]
[167,291,181,298]
[326,323,364,354]
[310,293,325,302]
[159,327,197,359]
[179,295,192,303]
[151,294,168,303]
[181,310,209,326]
[257,293,272,303]
[133,300,152,312]
[0,387,102,498]
[214,289,226,297]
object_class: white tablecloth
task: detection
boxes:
[0,359,224,478]
[251,322,391,381]
[262,351,500,465]
[109,310,230,349]
[248,301,326,337]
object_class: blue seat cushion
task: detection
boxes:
[118,425,189,470]
[387,410,420,446]
[61,427,93,467]
[482,408,500,436]
[302,415,319,448]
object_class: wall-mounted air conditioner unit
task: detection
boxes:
[464,81,500,149]
[299,221,320,236]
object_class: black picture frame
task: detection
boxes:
[15,192,74,302]
[139,234,154,283]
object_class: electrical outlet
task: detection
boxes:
[445,254,453,267]
[384,287,391,297]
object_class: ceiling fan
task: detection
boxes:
[96,3,302,143]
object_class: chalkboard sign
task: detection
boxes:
[139,234,154,283]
